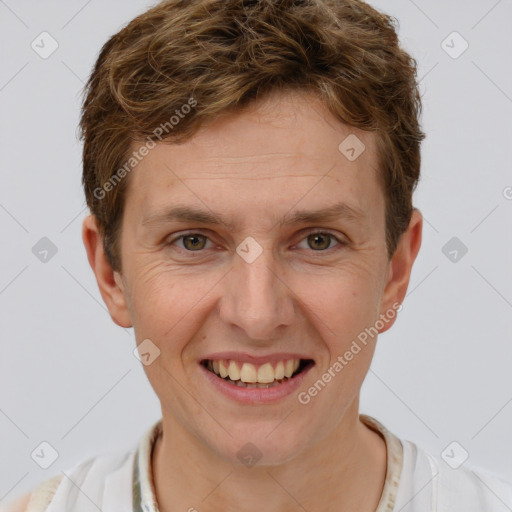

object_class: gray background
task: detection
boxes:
[1,0,511,504]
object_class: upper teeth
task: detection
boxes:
[207,359,301,383]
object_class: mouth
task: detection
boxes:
[200,358,315,389]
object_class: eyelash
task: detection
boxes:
[166,230,347,253]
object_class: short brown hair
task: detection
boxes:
[80,0,425,272]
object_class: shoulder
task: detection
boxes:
[1,492,31,512]
[1,450,135,512]
[0,474,63,512]
[396,438,512,511]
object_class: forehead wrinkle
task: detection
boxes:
[175,174,329,181]
[198,153,328,163]
[167,158,345,181]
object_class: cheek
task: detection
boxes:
[294,264,382,341]
[298,274,380,411]
[127,262,219,346]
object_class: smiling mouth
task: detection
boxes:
[201,358,314,388]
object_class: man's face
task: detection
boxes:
[101,91,408,464]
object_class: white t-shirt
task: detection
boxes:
[7,415,512,512]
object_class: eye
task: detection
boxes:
[170,233,213,251]
[297,231,344,251]
[167,230,345,254]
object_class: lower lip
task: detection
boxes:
[199,362,314,404]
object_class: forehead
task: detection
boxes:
[125,91,383,225]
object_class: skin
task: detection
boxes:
[82,90,422,512]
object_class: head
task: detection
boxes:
[81,0,423,465]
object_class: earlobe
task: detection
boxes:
[81,215,132,328]
[378,208,423,334]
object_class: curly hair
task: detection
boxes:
[80,0,425,271]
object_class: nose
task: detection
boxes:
[218,245,295,341]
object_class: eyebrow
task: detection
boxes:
[281,202,365,226]
[141,201,366,230]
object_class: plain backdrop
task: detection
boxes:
[1,0,511,503]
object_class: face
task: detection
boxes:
[84,90,421,465]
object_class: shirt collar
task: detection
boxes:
[133,418,162,512]
[133,414,403,512]
[360,414,404,512]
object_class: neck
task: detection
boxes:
[152,401,387,512]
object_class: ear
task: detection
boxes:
[82,214,132,328]
[378,208,422,334]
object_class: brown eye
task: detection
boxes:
[182,234,208,251]
[306,232,336,251]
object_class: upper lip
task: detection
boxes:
[200,351,314,365]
